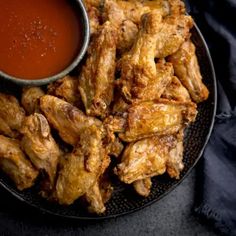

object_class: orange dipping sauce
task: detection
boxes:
[0,0,82,80]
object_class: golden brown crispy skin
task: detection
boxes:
[40,95,102,146]
[0,135,38,190]
[83,0,101,8]
[118,11,175,102]
[162,76,191,102]
[167,40,209,103]
[84,155,111,214]
[83,0,102,35]
[0,117,17,138]
[47,75,83,108]
[20,114,61,191]
[117,99,197,142]
[166,130,184,179]
[54,125,104,205]
[115,136,171,183]
[0,93,25,137]
[87,6,101,35]
[85,181,106,214]
[117,20,138,55]
[112,96,129,115]
[21,87,45,115]
[154,14,193,58]
[102,0,140,54]
[103,0,169,25]
[78,21,118,117]
[133,178,152,197]
[107,137,124,157]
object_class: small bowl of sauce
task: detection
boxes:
[0,0,89,86]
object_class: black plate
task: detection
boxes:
[0,24,217,220]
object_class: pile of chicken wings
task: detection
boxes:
[0,0,209,214]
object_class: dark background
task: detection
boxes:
[0,167,221,236]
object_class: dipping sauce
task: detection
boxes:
[0,0,82,80]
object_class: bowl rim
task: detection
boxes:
[0,0,90,86]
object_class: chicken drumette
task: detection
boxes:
[167,39,209,103]
[0,135,38,190]
[78,21,118,117]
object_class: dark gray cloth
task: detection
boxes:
[185,0,236,235]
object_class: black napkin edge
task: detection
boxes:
[194,203,231,236]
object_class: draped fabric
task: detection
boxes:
[185,0,236,235]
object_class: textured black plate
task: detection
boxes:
[0,24,216,220]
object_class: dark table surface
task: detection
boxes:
[0,165,222,236]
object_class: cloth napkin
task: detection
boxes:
[185,0,236,235]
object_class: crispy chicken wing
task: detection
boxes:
[84,155,112,214]
[103,0,169,25]
[167,40,209,103]
[166,130,184,179]
[21,87,45,115]
[118,11,173,102]
[54,125,104,205]
[133,178,152,197]
[0,135,38,190]
[116,129,185,184]
[102,0,141,54]
[154,14,193,58]
[114,99,197,142]
[40,95,102,146]
[47,75,83,108]
[162,76,191,102]
[20,114,61,192]
[115,136,172,183]
[0,93,25,138]
[78,21,118,117]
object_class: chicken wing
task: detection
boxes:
[167,40,209,103]
[20,114,61,192]
[84,155,112,214]
[154,14,193,58]
[103,0,169,25]
[115,136,172,183]
[40,95,102,146]
[102,0,140,54]
[47,75,83,108]
[133,178,152,197]
[78,21,118,117]
[118,11,174,102]
[21,87,45,115]
[54,125,104,205]
[0,135,38,190]
[115,99,197,142]
[166,130,184,179]
[0,93,25,138]
[161,76,191,102]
